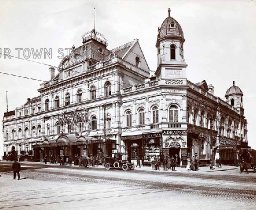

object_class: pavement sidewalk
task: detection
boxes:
[2,160,238,174]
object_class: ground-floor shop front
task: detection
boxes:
[33,134,115,165]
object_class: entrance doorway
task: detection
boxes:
[169,147,180,164]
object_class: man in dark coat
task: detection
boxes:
[12,160,21,180]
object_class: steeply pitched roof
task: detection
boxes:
[111,40,135,59]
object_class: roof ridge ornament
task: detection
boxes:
[168,8,171,17]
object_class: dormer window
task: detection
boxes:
[135,56,140,67]
[170,21,175,28]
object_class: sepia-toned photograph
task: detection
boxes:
[0,0,256,209]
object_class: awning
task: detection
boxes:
[76,136,97,145]
[56,134,78,146]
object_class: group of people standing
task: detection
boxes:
[151,155,178,171]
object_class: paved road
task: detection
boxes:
[0,162,256,210]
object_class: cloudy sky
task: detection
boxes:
[0,0,256,157]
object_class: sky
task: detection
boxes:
[0,0,256,158]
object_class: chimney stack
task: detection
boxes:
[49,66,55,80]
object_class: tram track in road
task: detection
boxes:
[18,169,256,200]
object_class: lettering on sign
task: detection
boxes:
[165,79,184,85]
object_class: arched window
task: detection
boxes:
[200,111,205,127]
[125,110,132,127]
[77,89,83,103]
[138,108,145,125]
[24,127,29,138]
[90,85,96,100]
[91,116,97,130]
[104,81,111,97]
[170,44,176,60]
[65,92,70,106]
[231,98,234,106]
[169,105,178,122]
[55,96,60,108]
[45,99,49,111]
[32,126,36,137]
[56,122,61,134]
[152,106,159,124]
[11,129,15,140]
[18,128,22,139]
[37,125,41,136]
[135,56,140,67]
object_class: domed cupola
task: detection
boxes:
[156,8,185,47]
[225,81,243,97]
[225,81,244,112]
[155,8,187,80]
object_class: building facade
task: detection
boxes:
[2,10,248,166]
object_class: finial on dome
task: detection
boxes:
[168,8,171,17]
[233,81,235,86]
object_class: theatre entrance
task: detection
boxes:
[169,146,180,164]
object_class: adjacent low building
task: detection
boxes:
[2,9,248,166]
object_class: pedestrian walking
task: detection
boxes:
[136,156,141,168]
[167,156,171,170]
[44,156,47,164]
[171,156,176,171]
[12,160,21,180]
[163,156,167,171]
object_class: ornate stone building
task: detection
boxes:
[2,9,248,166]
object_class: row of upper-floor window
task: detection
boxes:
[4,105,178,140]
[124,105,179,127]
[15,82,113,116]
[44,81,112,111]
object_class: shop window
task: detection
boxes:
[77,89,83,103]
[65,92,70,106]
[170,44,176,60]
[90,85,96,100]
[169,105,178,122]
[138,108,145,125]
[91,116,97,130]
[125,110,132,127]
[45,99,49,111]
[55,96,60,108]
[104,81,111,97]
